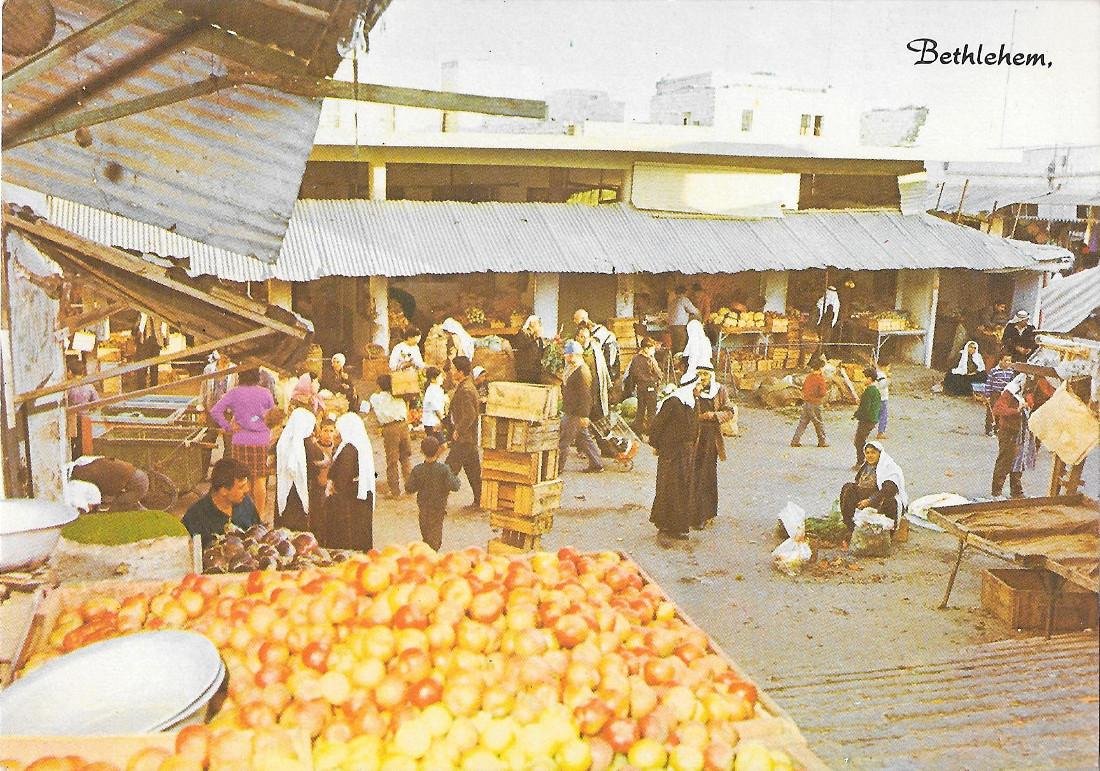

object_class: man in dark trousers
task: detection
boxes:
[623,337,662,437]
[559,340,605,473]
[445,355,483,508]
[182,457,259,548]
[405,436,462,550]
[1000,310,1037,362]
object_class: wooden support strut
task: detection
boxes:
[2,0,166,93]
[15,328,273,405]
[4,75,245,149]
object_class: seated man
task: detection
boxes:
[182,457,259,548]
[69,456,149,510]
[839,441,909,533]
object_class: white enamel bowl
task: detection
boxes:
[0,499,78,572]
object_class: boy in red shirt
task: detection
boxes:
[790,357,830,447]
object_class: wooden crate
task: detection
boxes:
[757,359,772,372]
[480,414,559,452]
[482,448,560,485]
[610,317,639,340]
[489,510,554,535]
[486,382,560,422]
[980,569,1099,632]
[481,478,563,516]
[499,529,542,550]
[390,368,420,396]
[487,537,540,555]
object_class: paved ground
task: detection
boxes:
[180,364,1099,767]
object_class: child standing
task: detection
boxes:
[623,337,662,437]
[875,369,890,440]
[420,366,448,441]
[405,436,461,550]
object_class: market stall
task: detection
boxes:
[2,546,827,770]
[930,495,1099,637]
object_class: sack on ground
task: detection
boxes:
[777,501,807,540]
[907,493,968,531]
[850,508,892,557]
[772,537,812,577]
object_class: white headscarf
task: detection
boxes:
[441,318,476,360]
[682,319,713,380]
[696,364,720,399]
[863,440,909,512]
[951,341,985,375]
[816,287,840,327]
[1003,372,1028,408]
[331,353,346,368]
[276,408,316,515]
[670,372,699,409]
[334,412,375,500]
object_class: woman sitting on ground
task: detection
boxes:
[839,441,909,534]
[943,340,987,396]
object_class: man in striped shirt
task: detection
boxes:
[984,353,1016,436]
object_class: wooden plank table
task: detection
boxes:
[928,494,1099,637]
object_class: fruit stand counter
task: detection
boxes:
[6,548,827,770]
[930,494,1100,636]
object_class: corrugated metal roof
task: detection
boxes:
[1042,267,1100,333]
[2,0,386,263]
[50,198,1073,279]
[766,632,1099,769]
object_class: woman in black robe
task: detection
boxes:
[513,315,547,384]
[691,365,733,529]
[326,413,375,552]
[649,373,699,539]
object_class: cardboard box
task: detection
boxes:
[390,368,420,396]
[980,568,1099,632]
[486,382,560,422]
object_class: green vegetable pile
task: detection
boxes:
[61,510,188,545]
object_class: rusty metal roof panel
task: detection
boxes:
[48,199,1073,279]
[765,632,1099,768]
[1,0,383,262]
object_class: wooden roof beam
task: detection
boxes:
[245,73,548,119]
[251,0,329,24]
[2,0,166,92]
[4,74,244,149]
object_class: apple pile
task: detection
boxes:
[1,726,310,770]
[203,525,345,573]
[22,545,799,771]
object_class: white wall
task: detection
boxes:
[894,269,939,366]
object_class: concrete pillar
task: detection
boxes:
[369,163,387,202]
[267,279,293,311]
[368,275,389,349]
[620,165,634,205]
[894,269,938,366]
[762,271,789,313]
[615,273,635,318]
[532,273,560,337]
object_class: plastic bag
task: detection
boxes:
[907,493,968,532]
[772,538,812,576]
[772,502,812,576]
[850,508,892,557]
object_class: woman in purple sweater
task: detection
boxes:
[211,368,275,522]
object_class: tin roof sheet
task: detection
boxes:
[765,632,1099,769]
[49,198,1072,279]
[1042,267,1100,333]
[2,0,383,263]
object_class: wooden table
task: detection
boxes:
[928,494,1099,637]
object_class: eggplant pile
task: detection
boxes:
[202,523,348,573]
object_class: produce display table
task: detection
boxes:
[929,494,1100,636]
[868,327,925,362]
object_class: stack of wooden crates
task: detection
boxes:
[611,317,641,375]
[481,382,563,554]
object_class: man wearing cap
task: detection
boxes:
[368,374,413,498]
[1000,310,1037,362]
[559,340,604,473]
[649,372,700,539]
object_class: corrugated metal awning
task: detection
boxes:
[1042,267,1100,333]
[49,198,1073,279]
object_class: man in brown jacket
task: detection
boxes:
[558,341,604,473]
[445,356,482,507]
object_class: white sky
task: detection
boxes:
[359,0,1100,149]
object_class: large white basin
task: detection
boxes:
[0,499,78,572]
